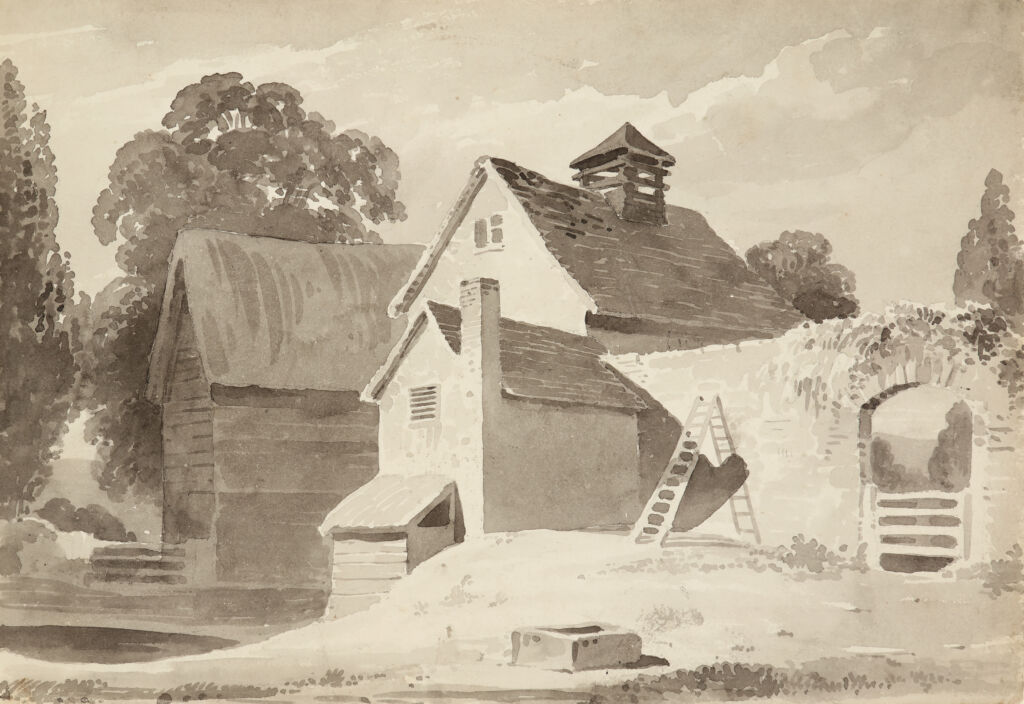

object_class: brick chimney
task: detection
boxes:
[570,122,676,226]
[459,277,501,388]
[458,277,500,537]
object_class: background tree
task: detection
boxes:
[954,169,1023,322]
[84,72,407,500]
[745,230,860,323]
[0,59,78,518]
[927,401,973,492]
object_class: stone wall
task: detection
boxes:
[609,335,1022,561]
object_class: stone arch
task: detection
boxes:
[849,357,973,411]
[857,382,978,573]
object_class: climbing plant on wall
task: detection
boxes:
[761,304,1024,415]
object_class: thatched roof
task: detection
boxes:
[147,229,423,398]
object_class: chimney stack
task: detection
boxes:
[459,277,501,390]
[570,122,675,226]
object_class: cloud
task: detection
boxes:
[0,24,103,47]
[75,36,361,106]
[637,27,1022,188]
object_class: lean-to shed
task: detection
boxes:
[319,474,463,614]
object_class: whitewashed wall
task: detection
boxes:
[376,323,486,535]
[408,164,592,334]
[609,339,1023,562]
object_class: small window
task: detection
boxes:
[474,214,504,250]
[409,385,439,423]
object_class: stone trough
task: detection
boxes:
[510,624,642,671]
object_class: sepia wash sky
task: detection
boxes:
[2,0,1022,313]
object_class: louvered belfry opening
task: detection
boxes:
[570,122,676,226]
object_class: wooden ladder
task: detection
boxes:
[631,395,761,546]
[706,396,762,545]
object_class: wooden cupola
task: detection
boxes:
[570,122,676,226]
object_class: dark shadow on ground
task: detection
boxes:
[622,653,670,669]
[0,625,238,663]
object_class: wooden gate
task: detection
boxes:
[866,488,970,572]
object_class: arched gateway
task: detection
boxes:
[857,382,978,573]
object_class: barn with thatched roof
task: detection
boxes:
[143,228,422,589]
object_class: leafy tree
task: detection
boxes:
[84,73,406,500]
[745,230,859,323]
[954,169,1023,322]
[927,401,973,492]
[0,59,78,517]
[869,437,909,492]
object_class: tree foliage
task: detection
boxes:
[927,400,973,492]
[84,73,407,500]
[745,230,859,323]
[0,59,78,517]
[954,169,1023,322]
[869,438,908,493]
[762,303,1024,416]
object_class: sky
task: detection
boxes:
[1,0,1022,312]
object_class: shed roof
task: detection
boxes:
[369,301,646,412]
[319,474,454,534]
[147,229,423,399]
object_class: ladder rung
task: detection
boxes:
[634,395,758,546]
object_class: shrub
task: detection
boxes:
[773,535,864,575]
[590,662,785,702]
[0,518,67,576]
[34,498,135,542]
[960,544,1024,598]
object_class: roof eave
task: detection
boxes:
[388,159,490,317]
[499,387,646,413]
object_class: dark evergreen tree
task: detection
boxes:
[0,59,78,517]
[954,169,1023,322]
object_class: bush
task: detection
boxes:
[590,662,785,702]
[959,544,1024,598]
[34,498,135,542]
[0,518,67,576]
[773,535,864,575]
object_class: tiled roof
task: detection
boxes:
[425,301,645,411]
[569,122,675,169]
[490,158,805,338]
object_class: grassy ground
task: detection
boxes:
[1,530,1021,703]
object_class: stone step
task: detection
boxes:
[85,571,189,586]
[92,544,186,559]
[90,557,187,572]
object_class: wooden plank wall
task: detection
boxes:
[328,535,408,618]
[210,393,382,586]
[162,307,216,543]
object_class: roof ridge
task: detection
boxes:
[423,298,604,346]
[177,227,424,250]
